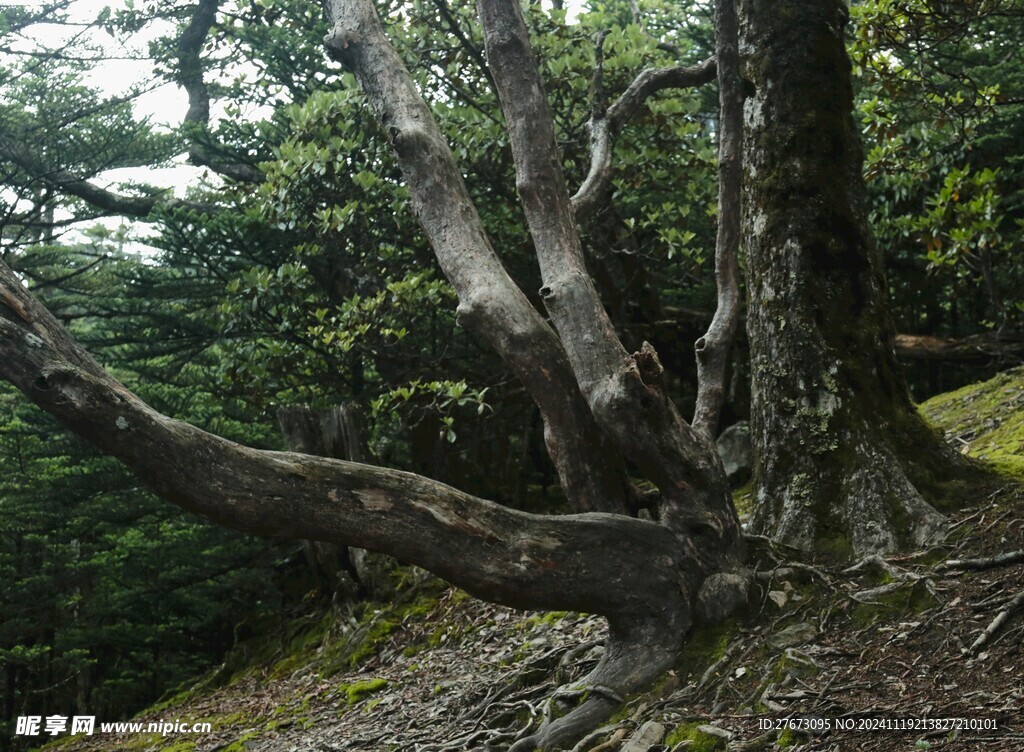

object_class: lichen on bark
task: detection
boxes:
[738,0,974,556]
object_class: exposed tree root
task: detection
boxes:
[967,588,1024,654]
[938,549,1024,573]
[509,616,687,752]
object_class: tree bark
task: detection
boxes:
[738,0,973,556]
[693,0,743,439]
[476,0,740,564]
[323,0,632,517]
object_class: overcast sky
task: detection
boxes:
[13,0,202,193]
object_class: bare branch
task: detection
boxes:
[693,0,743,438]
[323,0,631,514]
[176,0,264,184]
[572,58,716,220]
[478,0,630,390]
[477,0,738,555]
[0,133,215,217]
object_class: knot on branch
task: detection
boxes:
[323,25,357,62]
[632,341,664,387]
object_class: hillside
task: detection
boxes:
[37,368,1024,752]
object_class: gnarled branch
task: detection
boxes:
[573,58,716,220]
[477,0,737,552]
[176,0,264,184]
[0,255,692,752]
[323,0,631,514]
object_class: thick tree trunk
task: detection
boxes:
[738,0,972,556]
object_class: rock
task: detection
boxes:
[715,422,752,486]
[776,648,819,682]
[766,621,817,650]
[696,571,751,624]
[621,720,666,752]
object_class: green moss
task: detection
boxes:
[522,611,568,629]
[772,648,819,683]
[117,733,162,750]
[850,580,938,629]
[200,710,247,727]
[220,730,260,752]
[732,482,754,518]
[815,534,853,560]
[679,619,739,681]
[343,678,389,704]
[777,726,807,747]
[920,366,1024,483]
[341,617,401,668]
[664,723,727,751]
[320,587,444,675]
[161,741,197,752]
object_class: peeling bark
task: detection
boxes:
[738,0,972,556]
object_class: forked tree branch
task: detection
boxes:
[176,0,264,184]
[323,0,631,514]
[573,58,716,219]
[477,0,738,549]
[693,0,742,438]
[0,258,678,619]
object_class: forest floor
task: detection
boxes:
[39,368,1024,752]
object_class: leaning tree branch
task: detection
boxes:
[0,253,692,747]
[693,0,742,439]
[323,0,632,515]
[477,0,738,549]
[0,256,686,619]
[0,133,216,217]
[894,332,1024,363]
[175,0,263,184]
[572,58,716,220]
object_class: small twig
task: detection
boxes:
[727,730,778,751]
[697,636,745,693]
[754,562,832,585]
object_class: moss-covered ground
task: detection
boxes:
[919,365,1024,480]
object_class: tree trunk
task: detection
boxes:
[278,404,385,600]
[738,0,973,556]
